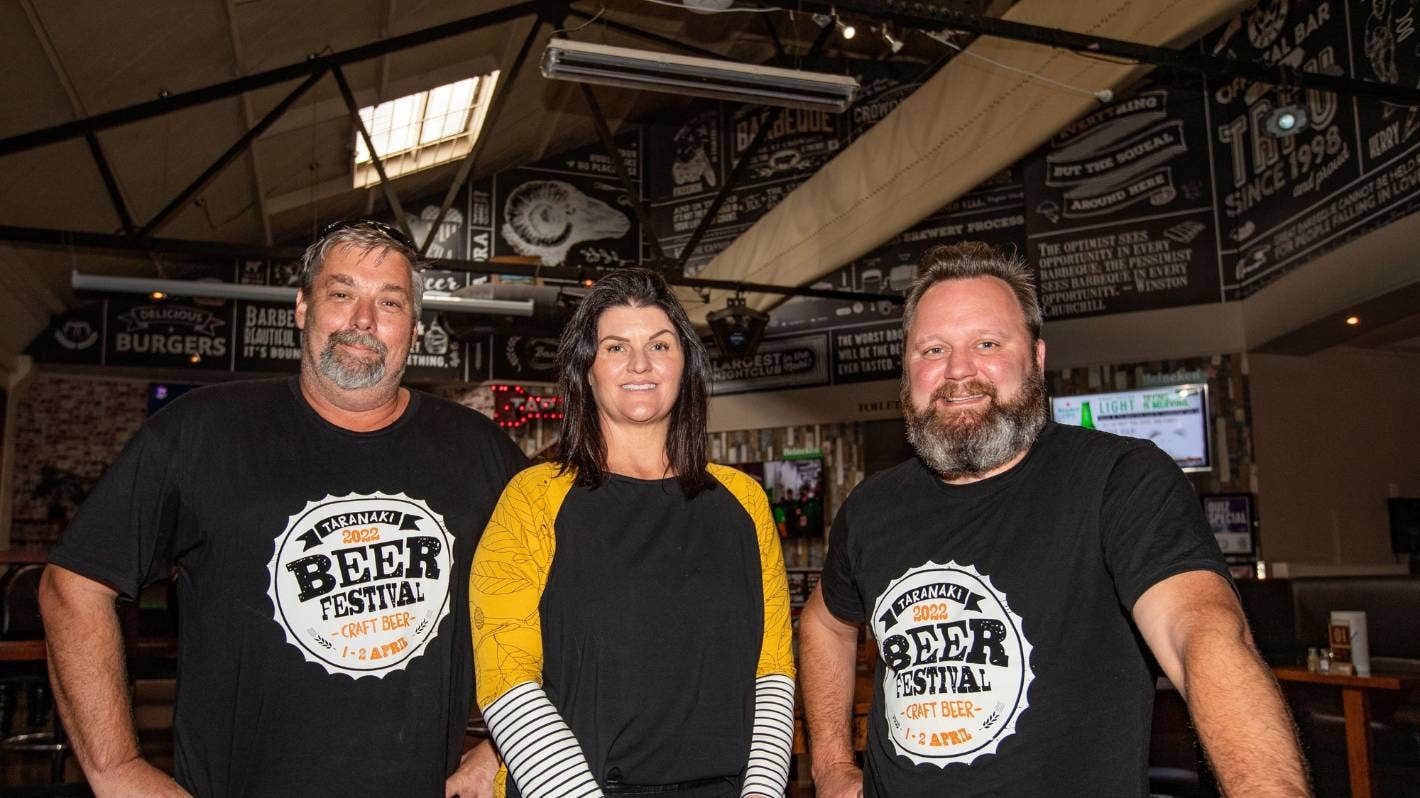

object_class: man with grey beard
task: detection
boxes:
[800,243,1309,797]
[41,221,526,797]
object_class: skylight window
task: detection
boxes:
[353,72,499,188]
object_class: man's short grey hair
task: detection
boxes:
[901,242,1043,342]
[299,221,426,319]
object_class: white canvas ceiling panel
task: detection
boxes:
[696,0,1249,313]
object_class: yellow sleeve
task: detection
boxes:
[471,463,575,709]
[709,464,797,679]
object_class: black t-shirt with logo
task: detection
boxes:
[820,422,1229,797]
[50,377,526,797]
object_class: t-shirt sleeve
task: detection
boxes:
[471,468,559,710]
[47,417,183,600]
[744,480,795,679]
[1100,442,1232,610]
[819,501,864,624]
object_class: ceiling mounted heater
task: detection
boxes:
[541,38,860,112]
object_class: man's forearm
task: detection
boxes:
[799,592,860,771]
[39,566,146,780]
[1182,625,1310,796]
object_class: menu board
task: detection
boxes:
[1051,382,1211,471]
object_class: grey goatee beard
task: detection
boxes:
[318,329,390,390]
[902,364,1048,480]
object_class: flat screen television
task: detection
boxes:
[1050,382,1211,472]
[739,458,825,540]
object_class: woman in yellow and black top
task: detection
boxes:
[471,269,795,798]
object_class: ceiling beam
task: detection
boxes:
[419,15,543,257]
[579,84,664,261]
[332,65,411,241]
[564,8,733,61]
[20,0,137,236]
[0,223,901,304]
[813,0,1420,105]
[136,68,328,238]
[0,1,549,159]
[222,0,274,244]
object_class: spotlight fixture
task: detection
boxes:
[1264,105,1308,137]
[1346,315,1360,325]
[707,295,769,358]
[149,290,167,300]
[881,26,904,54]
[839,20,856,40]
[541,39,860,112]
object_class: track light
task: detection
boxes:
[811,10,854,41]
[1265,105,1308,137]
[881,25,904,54]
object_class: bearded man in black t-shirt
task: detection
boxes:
[39,221,525,797]
[800,242,1309,797]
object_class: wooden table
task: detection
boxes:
[0,637,177,662]
[1273,666,1420,797]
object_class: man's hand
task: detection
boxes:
[812,760,864,798]
[87,756,191,798]
[445,738,499,798]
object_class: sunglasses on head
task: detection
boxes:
[318,219,417,251]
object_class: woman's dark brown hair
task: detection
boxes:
[554,268,715,497]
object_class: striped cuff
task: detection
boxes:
[741,674,795,797]
[482,680,604,798]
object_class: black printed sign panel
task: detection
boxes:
[493,134,642,270]
[26,301,105,365]
[725,105,844,192]
[644,106,723,204]
[104,297,235,371]
[1025,85,1221,318]
[234,301,302,373]
[831,321,904,385]
[401,184,472,261]
[1204,1,1361,296]
[490,334,560,382]
[709,333,831,395]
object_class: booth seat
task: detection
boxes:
[1236,576,1420,798]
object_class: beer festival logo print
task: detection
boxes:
[870,561,1034,767]
[267,492,453,678]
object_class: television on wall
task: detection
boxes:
[1050,382,1211,472]
[739,458,825,540]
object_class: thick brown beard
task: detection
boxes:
[902,364,1048,480]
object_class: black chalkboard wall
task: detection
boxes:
[29,2,1420,393]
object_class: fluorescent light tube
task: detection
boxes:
[541,39,859,112]
[71,271,535,317]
